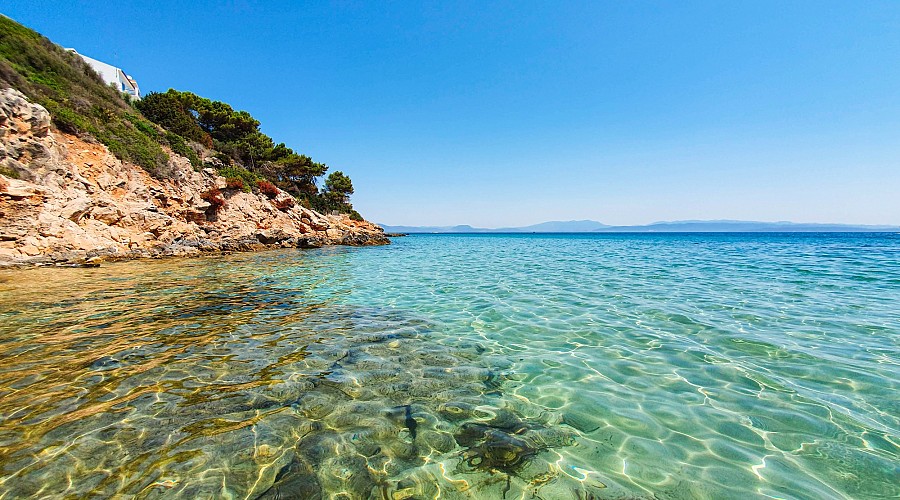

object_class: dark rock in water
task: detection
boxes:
[404,404,417,440]
[455,423,486,449]
[319,454,376,498]
[454,408,580,479]
[353,440,381,458]
[257,457,322,500]
[528,427,577,448]
[296,431,342,463]
[420,430,456,453]
[386,404,417,440]
[89,356,120,371]
[456,424,538,472]
[484,409,529,434]
[483,370,504,389]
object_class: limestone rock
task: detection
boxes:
[0,88,51,137]
[60,197,92,222]
[0,88,388,267]
[90,205,123,225]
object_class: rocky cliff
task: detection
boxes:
[0,88,388,267]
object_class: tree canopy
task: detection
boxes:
[136,89,357,213]
[324,171,354,203]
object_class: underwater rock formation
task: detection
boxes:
[0,297,615,499]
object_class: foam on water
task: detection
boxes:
[0,233,898,499]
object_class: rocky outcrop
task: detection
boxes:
[0,88,387,267]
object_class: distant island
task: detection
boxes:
[380,219,900,233]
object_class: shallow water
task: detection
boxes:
[0,233,898,499]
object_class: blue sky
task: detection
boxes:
[4,1,899,226]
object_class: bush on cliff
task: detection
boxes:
[164,131,201,169]
[256,179,279,198]
[136,90,330,197]
[137,90,363,216]
[201,187,225,211]
[225,178,245,191]
[218,164,261,193]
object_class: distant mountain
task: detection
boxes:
[593,220,900,232]
[379,219,899,233]
[379,220,608,233]
[377,224,492,233]
[499,220,610,232]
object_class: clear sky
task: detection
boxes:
[4,1,899,226]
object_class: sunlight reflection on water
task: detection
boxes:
[1,233,898,499]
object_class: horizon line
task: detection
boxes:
[378,219,900,230]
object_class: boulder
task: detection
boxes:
[60,197,92,222]
[90,205,123,225]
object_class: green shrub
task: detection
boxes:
[41,101,94,135]
[96,120,170,178]
[24,71,64,92]
[128,114,160,139]
[217,164,259,193]
[214,151,233,166]
[164,131,201,168]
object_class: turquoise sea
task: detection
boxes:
[0,233,897,499]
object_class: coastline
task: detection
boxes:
[0,89,388,268]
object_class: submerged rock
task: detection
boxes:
[0,301,594,499]
[457,424,538,472]
[257,457,323,500]
[451,407,580,483]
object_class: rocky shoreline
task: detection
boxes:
[0,89,388,268]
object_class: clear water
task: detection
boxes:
[0,233,897,499]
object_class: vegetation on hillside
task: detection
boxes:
[0,15,170,175]
[0,15,362,217]
[135,90,358,216]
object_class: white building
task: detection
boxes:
[67,49,141,99]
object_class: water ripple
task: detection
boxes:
[1,233,898,499]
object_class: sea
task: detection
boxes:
[0,233,897,499]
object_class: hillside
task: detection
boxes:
[0,16,387,266]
